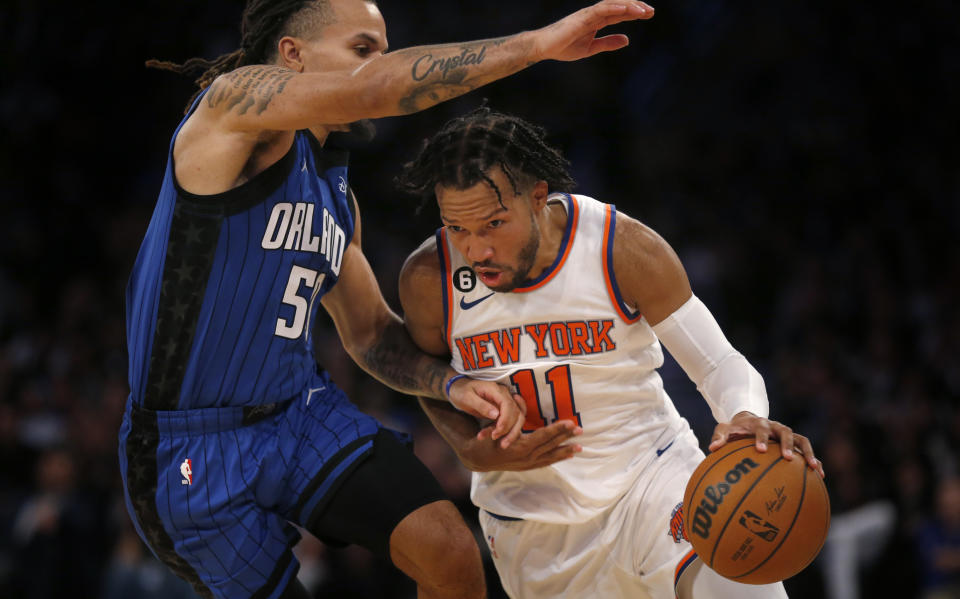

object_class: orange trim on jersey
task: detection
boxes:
[602,205,643,323]
[513,195,580,293]
[438,228,455,350]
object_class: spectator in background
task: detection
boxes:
[916,477,960,598]
[8,448,102,599]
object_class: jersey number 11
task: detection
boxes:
[510,365,582,432]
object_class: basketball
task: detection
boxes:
[682,437,830,585]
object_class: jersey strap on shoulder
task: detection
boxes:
[601,203,642,323]
[435,227,455,350]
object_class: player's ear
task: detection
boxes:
[277,36,306,72]
[530,180,550,212]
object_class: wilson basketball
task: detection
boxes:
[682,437,830,585]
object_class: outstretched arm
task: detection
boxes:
[205,1,654,132]
[612,212,823,476]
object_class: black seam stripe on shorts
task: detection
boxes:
[251,542,299,599]
[125,415,213,599]
[143,200,223,410]
[293,434,377,524]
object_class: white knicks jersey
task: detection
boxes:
[438,193,687,524]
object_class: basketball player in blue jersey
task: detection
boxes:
[396,107,827,599]
[120,1,657,598]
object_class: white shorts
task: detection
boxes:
[479,425,705,599]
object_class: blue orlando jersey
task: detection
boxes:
[126,104,354,411]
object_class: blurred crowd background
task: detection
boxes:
[1,0,958,597]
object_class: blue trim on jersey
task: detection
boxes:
[435,228,451,344]
[604,203,642,321]
[513,194,575,291]
[674,551,698,591]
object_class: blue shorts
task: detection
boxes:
[119,371,387,599]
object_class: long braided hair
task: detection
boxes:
[146,0,337,113]
[396,105,577,209]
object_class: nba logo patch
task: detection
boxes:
[669,502,687,543]
[487,535,499,559]
[180,458,193,486]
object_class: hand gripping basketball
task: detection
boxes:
[682,438,831,585]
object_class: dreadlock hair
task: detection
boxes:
[396,104,577,210]
[146,0,347,114]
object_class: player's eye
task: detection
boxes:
[446,225,464,233]
[353,45,372,57]
[488,219,504,229]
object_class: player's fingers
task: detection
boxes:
[513,393,527,414]
[794,435,825,477]
[476,423,494,440]
[708,425,730,451]
[590,1,654,20]
[541,442,582,465]
[526,443,582,469]
[491,394,521,445]
[455,386,500,421]
[587,34,630,56]
[466,401,499,422]
[572,4,650,39]
[532,421,580,453]
[773,423,796,460]
[811,457,826,479]
[753,425,771,453]
[469,382,521,440]
[501,401,526,449]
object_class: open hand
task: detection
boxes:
[534,0,655,62]
[469,419,583,472]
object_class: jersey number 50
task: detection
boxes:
[276,265,326,340]
[510,365,582,432]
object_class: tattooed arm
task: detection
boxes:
[398,237,585,465]
[171,1,652,194]
[201,1,654,132]
[320,195,525,446]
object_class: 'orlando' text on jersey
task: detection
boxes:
[126,97,355,411]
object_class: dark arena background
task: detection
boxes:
[1,1,958,597]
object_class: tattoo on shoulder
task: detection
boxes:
[207,66,295,116]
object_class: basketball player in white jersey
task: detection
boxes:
[395,106,825,599]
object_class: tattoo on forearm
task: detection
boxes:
[410,45,489,82]
[398,83,475,115]
[363,322,448,398]
[398,37,517,114]
[207,66,295,115]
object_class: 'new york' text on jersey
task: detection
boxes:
[438,194,687,524]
